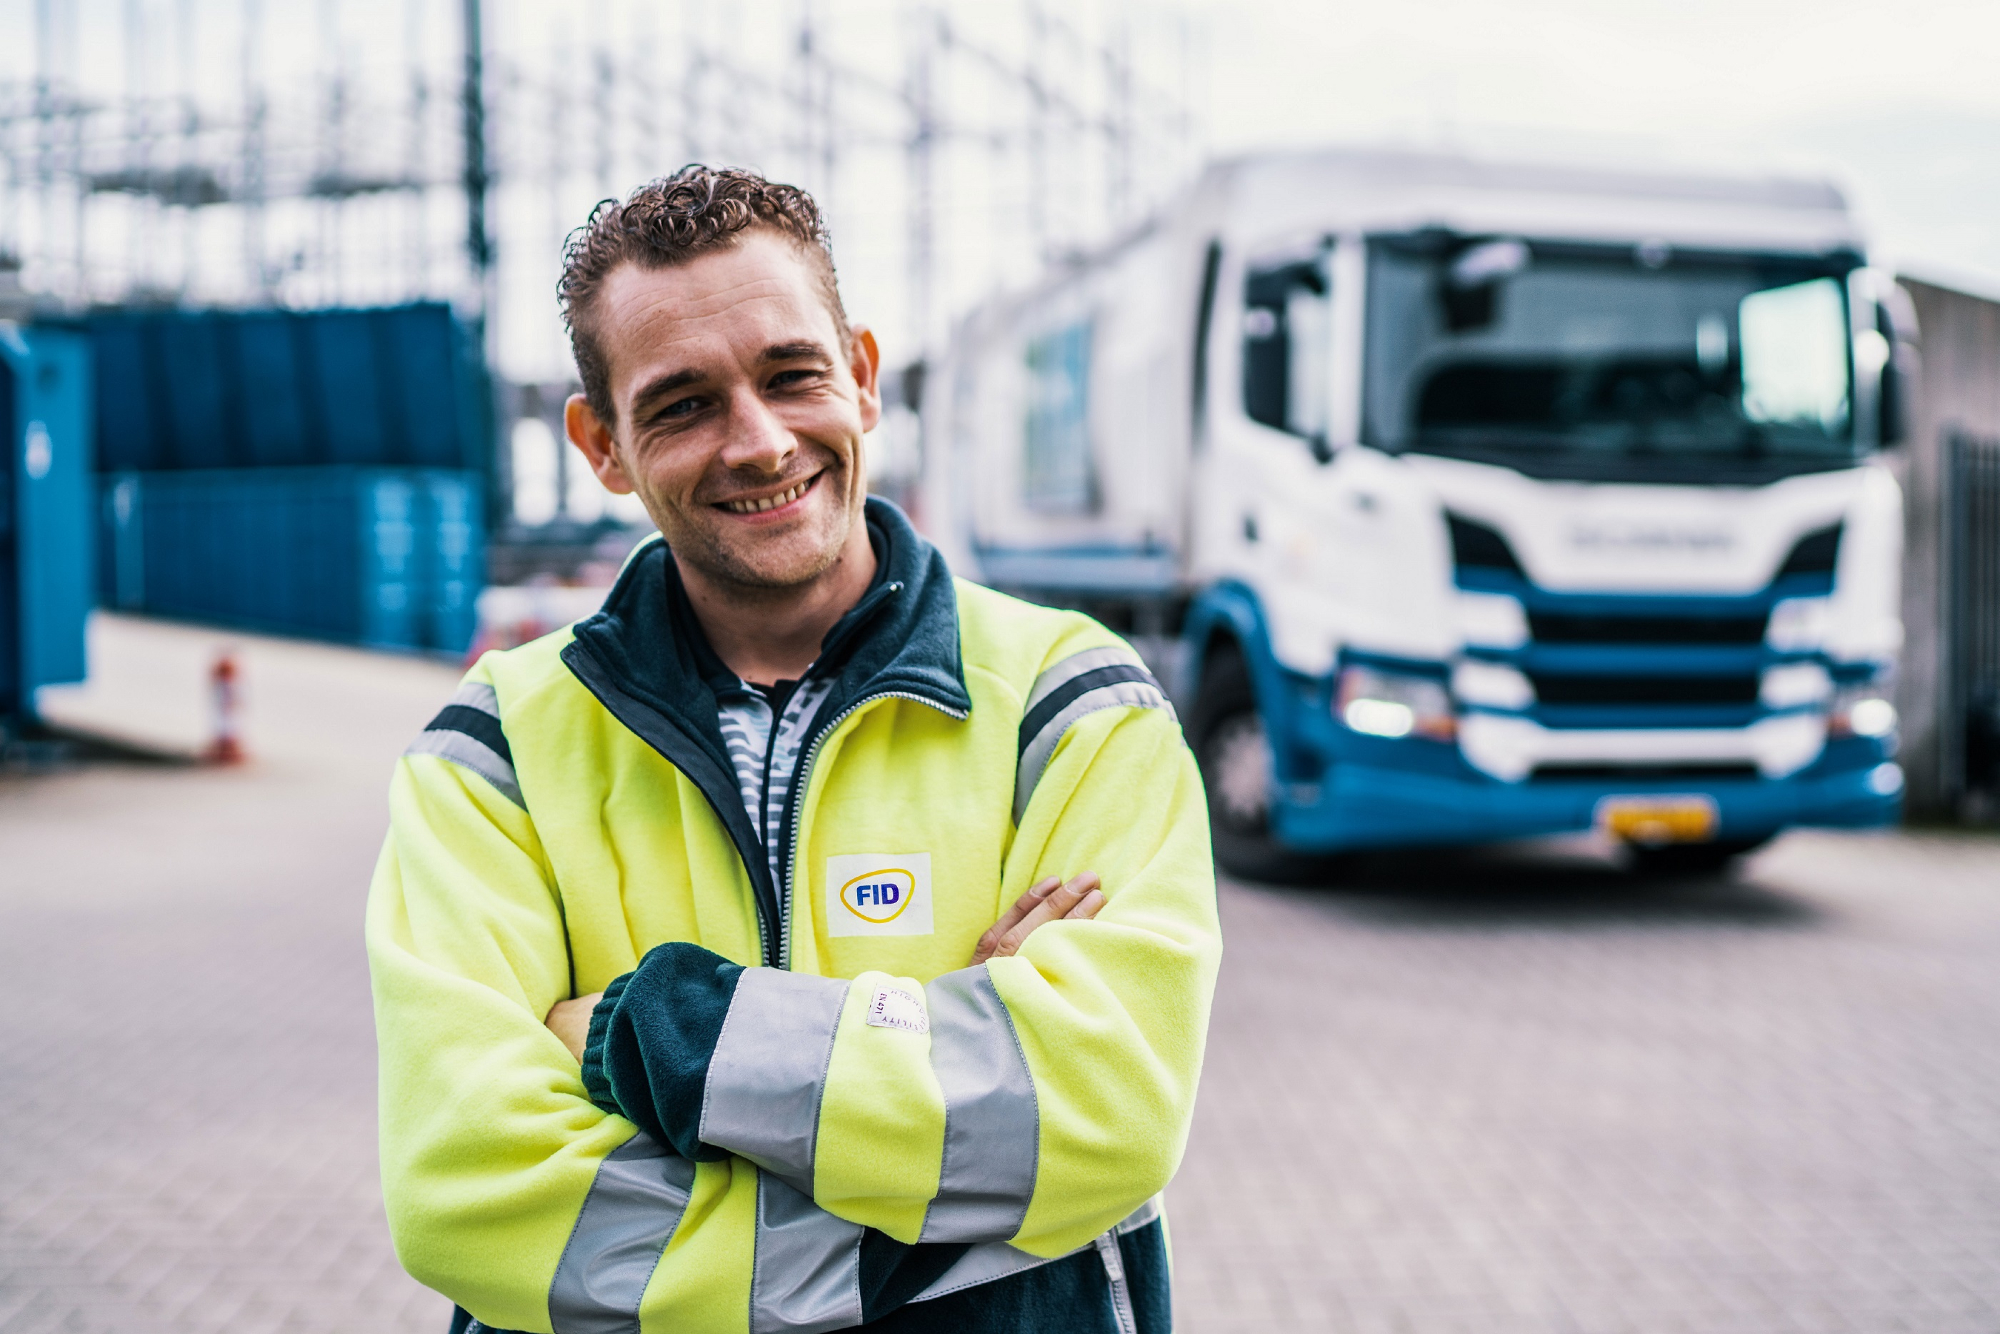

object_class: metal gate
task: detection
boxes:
[1950,431,2000,806]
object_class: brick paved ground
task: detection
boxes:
[1171,834,2000,1334]
[0,617,459,1333]
[6,615,2000,1332]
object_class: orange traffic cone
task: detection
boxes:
[203,652,245,765]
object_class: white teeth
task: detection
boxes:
[725,479,810,514]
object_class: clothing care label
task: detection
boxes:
[865,984,930,1033]
[826,852,934,937]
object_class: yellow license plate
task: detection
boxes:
[1595,794,1718,845]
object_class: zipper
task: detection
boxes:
[754,691,785,912]
[1094,1233,1138,1334]
[777,689,969,969]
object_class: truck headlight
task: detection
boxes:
[1336,665,1455,741]
[1829,685,1898,740]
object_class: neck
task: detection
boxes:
[679,519,878,686]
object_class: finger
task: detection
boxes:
[995,873,1101,957]
[1064,889,1106,920]
[972,877,1066,964]
[992,876,1063,937]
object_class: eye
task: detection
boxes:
[770,368,821,388]
[659,395,706,420]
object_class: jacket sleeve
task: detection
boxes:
[582,660,1220,1259]
[371,728,778,1333]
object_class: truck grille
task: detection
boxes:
[1528,673,1761,705]
[1530,762,1759,782]
[1527,610,1768,645]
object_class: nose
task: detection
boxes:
[719,386,797,476]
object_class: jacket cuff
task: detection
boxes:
[592,941,744,1159]
[578,972,630,1114]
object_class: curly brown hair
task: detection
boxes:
[559,164,848,424]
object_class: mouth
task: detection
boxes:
[718,473,818,516]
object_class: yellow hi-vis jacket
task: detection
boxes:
[367,500,1221,1334]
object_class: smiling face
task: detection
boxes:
[565,228,882,593]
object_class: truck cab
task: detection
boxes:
[922,149,1912,876]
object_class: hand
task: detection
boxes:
[546,992,603,1063]
[971,872,1105,966]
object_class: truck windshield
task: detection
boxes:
[1363,235,1863,481]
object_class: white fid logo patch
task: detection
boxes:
[826,852,934,937]
[865,985,930,1033]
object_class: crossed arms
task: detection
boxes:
[543,873,1106,1059]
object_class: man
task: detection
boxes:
[367,165,1220,1334]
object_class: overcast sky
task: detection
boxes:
[1187,0,2000,291]
[5,0,1995,376]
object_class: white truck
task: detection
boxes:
[918,147,1915,876]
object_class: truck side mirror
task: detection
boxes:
[1871,278,1920,451]
[1439,239,1528,333]
[1876,307,1917,449]
[1877,346,1908,449]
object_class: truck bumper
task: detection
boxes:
[1273,758,1903,853]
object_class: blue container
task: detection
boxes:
[2,326,95,724]
[158,311,239,469]
[419,471,483,653]
[90,314,167,472]
[233,312,316,467]
[99,467,482,653]
[85,303,487,475]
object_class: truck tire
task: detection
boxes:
[1188,648,1329,884]
[1625,834,1773,877]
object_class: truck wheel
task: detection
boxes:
[1625,835,1773,877]
[1189,649,1326,883]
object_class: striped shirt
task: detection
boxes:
[716,675,835,895]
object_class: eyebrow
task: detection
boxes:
[630,368,704,415]
[629,342,835,417]
[760,340,833,365]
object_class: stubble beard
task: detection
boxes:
[659,458,859,597]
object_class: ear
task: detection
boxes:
[565,394,635,495]
[848,326,883,434]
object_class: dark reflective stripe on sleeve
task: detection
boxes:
[1014,649,1176,822]
[404,681,524,808]
[428,703,512,764]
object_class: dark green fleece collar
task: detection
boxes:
[565,496,969,742]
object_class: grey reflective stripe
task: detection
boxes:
[701,969,851,1193]
[918,967,1039,1243]
[405,681,524,808]
[452,680,502,715]
[1113,1195,1163,1235]
[547,1133,698,1334]
[1014,650,1176,822]
[909,1197,1165,1303]
[752,1171,865,1334]
[1022,646,1135,714]
[907,1240,1053,1303]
